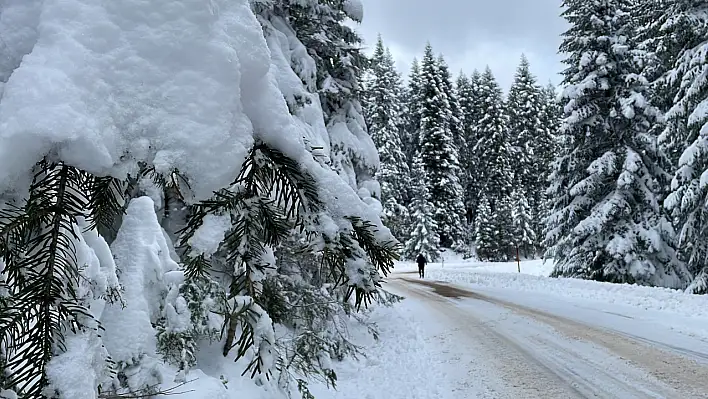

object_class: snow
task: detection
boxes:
[44,332,108,399]
[101,197,176,369]
[420,258,708,319]
[400,255,708,343]
[188,214,232,257]
[44,220,118,398]
[0,0,270,199]
[308,299,469,399]
[343,0,364,23]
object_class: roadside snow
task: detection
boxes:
[422,260,708,319]
[308,296,475,399]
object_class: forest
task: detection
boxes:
[0,0,706,398]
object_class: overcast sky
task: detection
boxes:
[355,0,569,91]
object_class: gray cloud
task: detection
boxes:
[356,0,569,91]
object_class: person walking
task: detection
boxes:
[416,253,427,278]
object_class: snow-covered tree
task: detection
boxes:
[437,56,465,155]
[364,36,411,240]
[511,189,536,258]
[506,55,543,199]
[457,70,485,225]
[403,156,440,262]
[534,82,561,252]
[417,43,467,248]
[660,0,708,293]
[545,0,689,287]
[473,67,514,258]
[0,0,399,397]
[286,0,379,196]
[456,73,477,225]
[402,59,423,166]
[474,195,495,261]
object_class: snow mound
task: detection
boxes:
[101,197,177,368]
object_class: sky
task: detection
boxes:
[355,0,569,92]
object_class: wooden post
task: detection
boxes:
[516,245,521,273]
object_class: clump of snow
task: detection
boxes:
[0,0,42,87]
[101,197,177,381]
[0,389,17,399]
[188,214,232,257]
[343,0,364,22]
[44,219,119,397]
[44,332,109,399]
[0,0,277,199]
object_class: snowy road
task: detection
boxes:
[385,275,708,399]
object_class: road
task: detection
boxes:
[385,275,708,399]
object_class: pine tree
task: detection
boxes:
[289,0,378,195]
[437,56,465,155]
[458,70,484,225]
[402,59,423,166]
[534,82,561,253]
[0,1,400,397]
[506,55,543,200]
[417,43,466,248]
[474,195,495,261]
[545,0,689,287]
[660,0,708,293]
[365,36,411,241]
[511,188,536,258]
[473,67,514,259]
[456,73,476,225]
[403,156,440,262]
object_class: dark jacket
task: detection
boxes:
[416,254,427,266]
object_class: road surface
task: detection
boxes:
[385,275,708,399]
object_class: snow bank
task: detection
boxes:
[308,301,465,399]
[426,264,708,319]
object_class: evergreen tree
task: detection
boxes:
[506,55,543,201]
[458,70,485,225]
[402,59,423,166]
[437,56,465,155]
[403,156,440,262]
[417,43,467,248]
[456,73,477,225]
[534,82,561,253]
[365,36,411,240]
[511,188,536,258]
[660,0,708,293]
[473,67,514,259]
[288,0,378,194]
[0,1,400,397]
[545,0,689,287]
[474,195,495,261]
